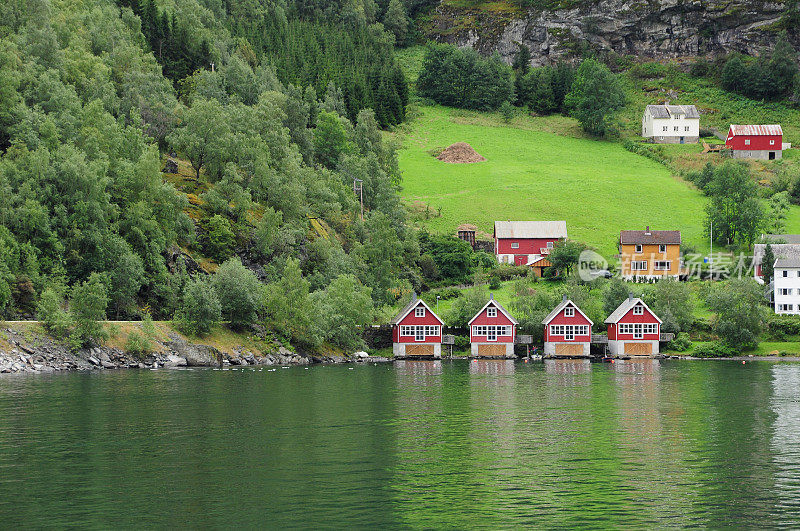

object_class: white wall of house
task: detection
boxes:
[774,266,800,315]
[642,113,699,140]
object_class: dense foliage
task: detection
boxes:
[720,31,798,101]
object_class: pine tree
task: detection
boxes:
[769,30,798,96]
[383,0,408,45]
[763,244,775,286]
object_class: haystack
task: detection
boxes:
[436,142,486,163]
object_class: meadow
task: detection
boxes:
[395,105,710,257]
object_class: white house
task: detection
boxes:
[642,105,700,144]
[774,257,800,315]
[753,239,800,284]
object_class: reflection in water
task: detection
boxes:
[1,361,800,527]
[770,364,800,521]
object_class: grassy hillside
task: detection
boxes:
[395,105,709,257]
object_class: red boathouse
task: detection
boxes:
[390,295,444,359]
[468,295,517,358]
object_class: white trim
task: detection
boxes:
[564,307,574,317]
[468,300,518,326]
[542,300,594,326]
[631,260,647,271]
[393,299,443,326]
[415,307,425,318]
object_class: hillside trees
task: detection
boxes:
[706,279,766,349]
[705,162,765,247]
[417,44,513,111]
[564,58,626,137]
[721,31,798,100]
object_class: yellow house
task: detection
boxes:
[619,227,681,279]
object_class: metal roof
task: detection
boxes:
[645,104,700,119]
[604,297,662,324]
[760,234,800,245]
[620,229,681,245]
[494,221,567,240]
[729,124,783,136]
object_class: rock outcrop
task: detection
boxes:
[425,0,793,65]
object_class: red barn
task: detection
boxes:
[542,297,592,357]
[725,124,784,161]
[605,295,662,357]
[390,295,444,359]
[494,221,568,266]
[468,295,517,358]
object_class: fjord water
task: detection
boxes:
[2,360,800,528]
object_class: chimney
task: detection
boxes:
[562,294,567,303]
[629,292,634,301]
[645,225,651,235]
[412,292,417,302]
[489,293,494,300]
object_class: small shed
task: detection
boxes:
[604,295,662,357]
[390,295,444,359]
[542,296,593,357]
[457,224,477,249]
[468,295,517,358]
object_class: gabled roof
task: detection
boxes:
[645,104,700,119]
[753,243,800,267]
[775,257,800,268]
[620,228,681,245]
[542,299,593,325]
[468,296,518,326]
[760,234,800,245]
[729,124,783,136]
[494,221,567,240]
[390,296,443,325]
[604,297,662,324]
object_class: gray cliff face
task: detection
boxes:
[426,0,791,65]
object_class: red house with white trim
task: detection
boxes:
[494,221,567,266]
[390,295,444,358]
[468,295,517,358]
[542,297,592,357]
[604,295,662,357]
[726,124,785,161]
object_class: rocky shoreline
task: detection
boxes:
[0,327,389,375]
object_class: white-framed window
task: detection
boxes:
[546,241,554,249]
[635,244,642,253]
[659,244,666,253]
[500,326,511,336]
[631,261,647,271]
[674,126,679,132]
[633,305,644,315]
[550,325,565,336]
[684,126,690,132]
[770,140,775,145]
[643,324,658,335]
[402,325,439,340]
[511,242,519,249]
[618,323,633,335]
[662,126,668,132]
[779,288,793,296]
[778,304,794,311]
[424,325,440,336]
[655,261,671,270]
[400,325,414,336]
[784,271,789,277]
[745,139,751,146]
[564,307,574,317]
[415,327,425,341]
[487,307,497,318]
[415,307,425,318]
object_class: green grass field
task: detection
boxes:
[396,105,710,257]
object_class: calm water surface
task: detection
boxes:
[1,359,800,528]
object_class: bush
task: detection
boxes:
[37,287,74,339]
[69,273,110,349]
[690,58,710,77]
[630,61,669,79]
[125,331,153,359]
[488,275,502,290]
[212,258,263,330]
[492,264,529,281]
[205,214,236,263]
[453,335,470,351]
[175,277,221,337]
[667,332,692,352]
[767,314,800,337]
[692,341,737,358]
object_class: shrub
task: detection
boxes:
[492,264,529,281]
[767,314,800,337]
[212,258,263,330]
[692,342,737,358]
[453,335,470,351]
[489,275,502,290]
[667,332,692,352]
[205,214,236,263]
[175,277,222,337]
[69,273,110,349]
[125,331,153,359]
[37,287,74,339]
[630,61,669,79]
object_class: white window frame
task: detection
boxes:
[631,261,647,271]
[633,324,644,339]
[564,307,574,317]
[745,139,751,146]
[550,325,565,337]
[618,323,633,335]
[635,244,643,253]
[659,244,666,253]
[511,242,519,249]
[644,324,658,335]
[415,307,425,318]
[783,271,789,277]
[684,126,690,132]
[780,288,793,296]
[564,325,574,341]
[655,261,671,271]
[633,305,644,315]
[674,126,679,132]
[546,241,554,249]
[487,307,497,318]
[400,325,413,337]
[770,139,775,145]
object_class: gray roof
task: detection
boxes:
[775,257,800,268]
[495,221,567,240]
[620,229,681,245]
[645,104,700,119]
[760,234,800,245]
[389,296,442,325]
[753,243,800,267]
[604,297,662,324]
[542,299,593,325]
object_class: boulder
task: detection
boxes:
[88,356,100,366]
[353,351,369,359]
[165,354,188,367]
[166,338,221,367]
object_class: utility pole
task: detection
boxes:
[210,62,215,72]
[353,177,364,221]
[709,221,713,281]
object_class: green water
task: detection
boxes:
[1,359,800,528]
